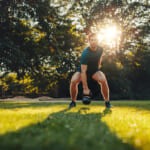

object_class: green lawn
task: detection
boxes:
[0,101,150,150]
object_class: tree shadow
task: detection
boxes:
[0,106,136,150]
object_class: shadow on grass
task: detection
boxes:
[0,107,136,150]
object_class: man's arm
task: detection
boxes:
[81,64,90,95]
[98,48,103,68]
[98,58,102,68]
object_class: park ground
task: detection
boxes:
[0,99,150,150]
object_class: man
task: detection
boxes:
[69,33,112,108]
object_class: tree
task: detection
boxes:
[0,0,83,76]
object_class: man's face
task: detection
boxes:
[89,35,98,49]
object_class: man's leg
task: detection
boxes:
[92,71,109,101]
[92,71,112,108]
[70,72,81,102]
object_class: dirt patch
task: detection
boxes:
[0,96,71,102]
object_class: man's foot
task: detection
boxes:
[105,101,112,108]
[69,101,76,108]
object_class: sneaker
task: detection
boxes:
[69,101,76,108]
[105,101,112,108]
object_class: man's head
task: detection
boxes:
[88,33,98,50]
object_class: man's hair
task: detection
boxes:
[88,33,97,41]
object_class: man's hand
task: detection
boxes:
[83,89,90,95]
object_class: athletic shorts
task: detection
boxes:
[77,67,100,79]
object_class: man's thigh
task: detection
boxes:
[92,71,106,82]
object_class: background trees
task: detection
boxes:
[0,0,83,97]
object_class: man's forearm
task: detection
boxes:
[81,72,88,90]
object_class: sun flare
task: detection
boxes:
[97,25,121,49]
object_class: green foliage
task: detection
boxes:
[0,72,70,98]
[124,42,150,99]
[0,0,83,76]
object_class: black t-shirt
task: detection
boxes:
[78,46,103,74]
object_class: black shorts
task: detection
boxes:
[77,67,100,79]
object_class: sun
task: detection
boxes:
[105,26,117,39]
[97,25,121,49]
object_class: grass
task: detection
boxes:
[0,100,150,150]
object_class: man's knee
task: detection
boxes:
[71,72,81,85]
[97,77,107,85]
[97,74,108,85]
[92,71,107,82]
[71,78,78,85]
